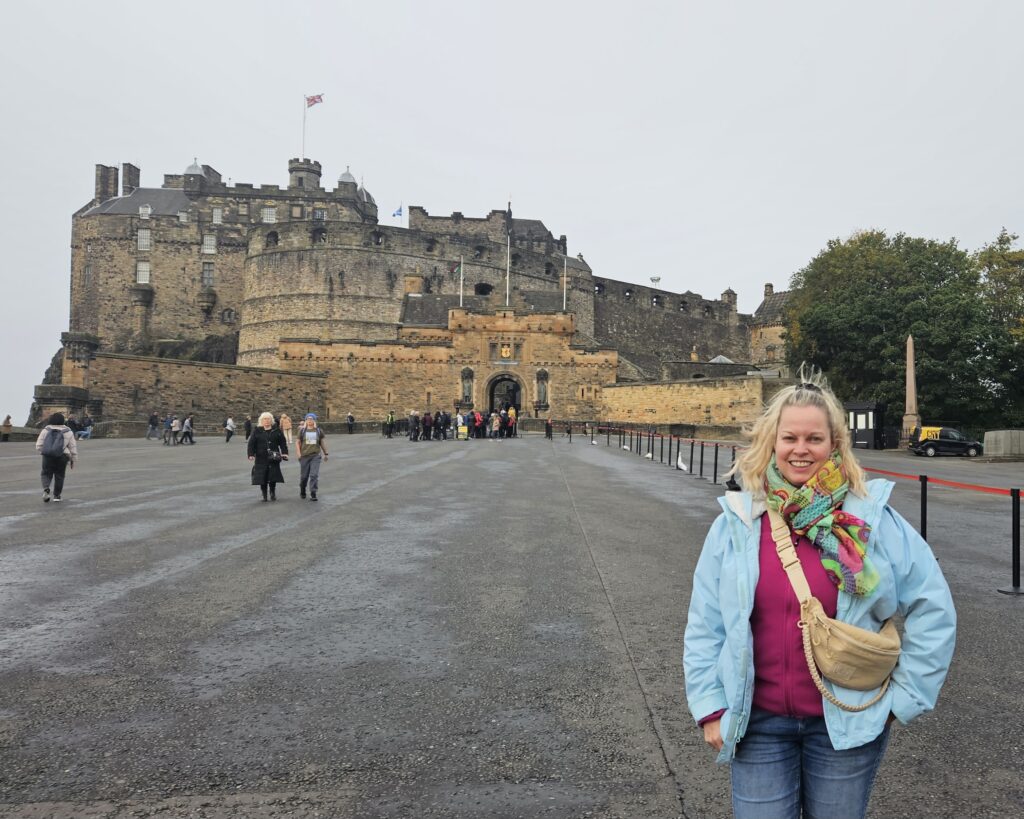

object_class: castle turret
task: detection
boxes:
[289,158,322,190]
[183,159,206,197]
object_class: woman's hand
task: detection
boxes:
[248,455,254,462]
[703,719,723,752]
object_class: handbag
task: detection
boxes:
[767,509,901,712]
[267,445,283,462]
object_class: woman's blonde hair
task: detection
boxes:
[731,365,866,497]
[258,411,274,425]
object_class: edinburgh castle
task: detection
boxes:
[32,157,790,432]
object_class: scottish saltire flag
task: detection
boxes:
[392,205,403,217]
[305,94,324,107]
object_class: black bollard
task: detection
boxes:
[660,435,664,463]
[713,444,719,484]
[689,440,695,473]
[699,442,705,477]
[919,475,928,540]
[998,488,1023,595]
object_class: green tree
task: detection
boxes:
[975,229,1024,427]
[786,230,992,430]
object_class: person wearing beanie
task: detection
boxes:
[297,413,328,501]
[34,412,78,502]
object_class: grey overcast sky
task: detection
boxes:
[2,0,1022,423]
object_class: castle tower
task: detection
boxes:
[289,158,323,190]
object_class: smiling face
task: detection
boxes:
[774,404,834,486]
[260,416,273,430]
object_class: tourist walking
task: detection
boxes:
[170,415,181,445]
[162,414,173,445]
[35,412,77,503]
[181,415,195,444]
[279,413,293,445]
[682,369,956,819]
[247,411,288,502]
[244,415,253,441]
[385,410,395,438]
[297,413,328,501]
[1,414,12,442]
[146,411,160,440]
[346,412,355,434]
[224,416,236,443]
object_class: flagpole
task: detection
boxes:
[563,256,568,311]
[459,255,464,307]
[505,230,511,307]
[302,95,306,159]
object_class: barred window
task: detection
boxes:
[313,207,326,221]
[221,308,237,324]
[138,204,151,219]
[178,210,189,223]
[201,262,214,287]
[261,206,277,224]
[137,228,151,251]
[202,234,216,254]
[136,261,151,284]
[212,207,223,224]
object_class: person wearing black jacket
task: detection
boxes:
[247,411,288,501]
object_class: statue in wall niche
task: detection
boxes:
[536,369,549,405]
[461,367,474,403]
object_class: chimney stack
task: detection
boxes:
[94,164,119,203]
[122,163,140,196]
[764,283,774,298]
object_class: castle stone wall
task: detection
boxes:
[86,352,326,424]
[600,376,788,427]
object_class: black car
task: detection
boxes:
[909,426,983,457]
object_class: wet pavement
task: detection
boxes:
[0,434,1021,818]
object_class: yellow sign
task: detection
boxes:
[500,343,512,359]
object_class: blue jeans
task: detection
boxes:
[731,709,890,819]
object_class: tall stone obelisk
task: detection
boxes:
[903,335,921,441]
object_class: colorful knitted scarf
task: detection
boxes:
[764,452,880,597]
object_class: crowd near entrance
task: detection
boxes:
[489,376,521,414]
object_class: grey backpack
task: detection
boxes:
[41,428,65,457]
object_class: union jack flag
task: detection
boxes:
[305,94,324,107]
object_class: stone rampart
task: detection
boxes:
[600,376,788,427]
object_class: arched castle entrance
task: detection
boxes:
[486,373,524,413]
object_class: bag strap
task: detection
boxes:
[768,509,891,712]
[766,508,813,603]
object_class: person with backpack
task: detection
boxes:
[297,413,329,501]
[35,412,77,503]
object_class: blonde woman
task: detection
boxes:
[279,412,293,445]
[683,369,956,819]
[247,411,288,501]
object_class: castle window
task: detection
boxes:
[545,262,554,276]
[261,206,277,224]
[371,230,384,246]
[313,207,326,221]
[135,261,151,284]
[704,305,713,316]
[473,245,486,259]
[177,210,189,223]
[265,231,279,248]
[220,308,236,324]
[475,282,493,296]
[652,295,662,307]
[137,228,151,251]
[238,202,249,217]
[311,227,327,244]
[425,238,436,253]
[83,264,92,286]
[212,207,223,225]
[291,204,304,219]
[624,289,633,299]
[138,204,151,219]
[201,262,214,287]
[296,177,304,188]
[594,282,605,295]
[679,300,689,312]
[202,234,217,254]
[510,253,521,267]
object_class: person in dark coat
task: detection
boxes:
[244,415,253,440]
[422,410,433,440]
[247,411,288,501]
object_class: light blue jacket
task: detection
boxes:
[683,479,956,764]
